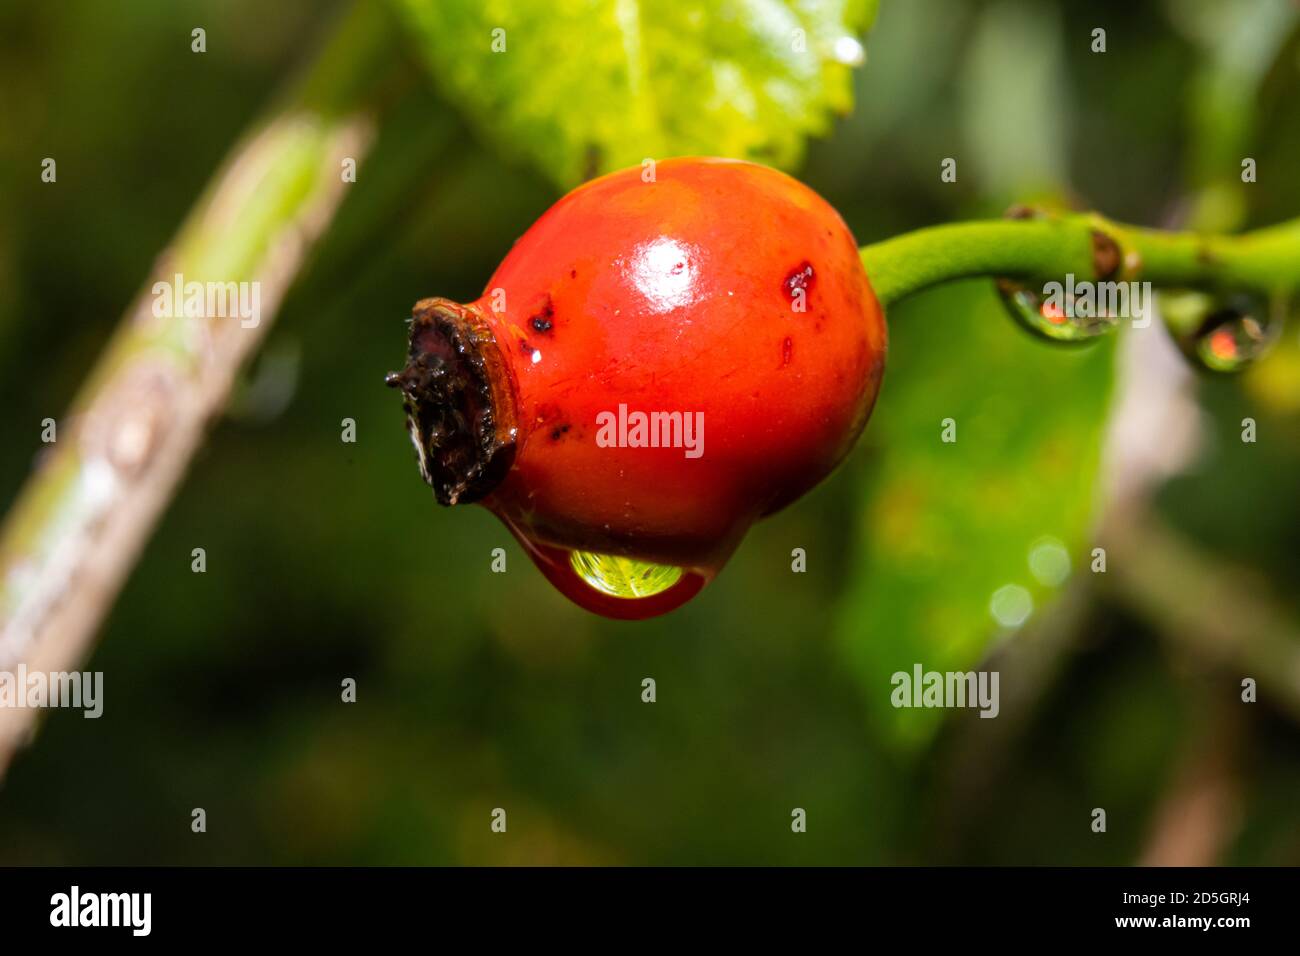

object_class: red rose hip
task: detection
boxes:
[388,157,887,619]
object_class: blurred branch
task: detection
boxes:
[1099,511,1300,725]
[861,212,1300,308]
[1139,697,1243,866]
[0,0,396,772]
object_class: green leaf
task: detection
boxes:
[835,280,1116,751]
[394,0,879,188]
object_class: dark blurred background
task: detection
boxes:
[1,0,1298,864]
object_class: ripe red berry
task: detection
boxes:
[388,158,886,618]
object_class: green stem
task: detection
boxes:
[860,212,1300,309]
[0,0,399,767]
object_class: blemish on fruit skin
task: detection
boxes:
[781,336,793,366]
[783,261,815,300]
[550,423,572,442]
[516,339,543,364]
[530,297,555,333]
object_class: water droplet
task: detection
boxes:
[492,516,712,619]
[569,550,684,598]
[1158,290,1282,373]
[996,278,1119,344]
[990,584,1033,628]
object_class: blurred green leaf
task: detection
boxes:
[394,0,879,188]
[1174,0,1299,231]
[836,281,1116,750]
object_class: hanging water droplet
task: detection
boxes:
[1158,289,1283,373]
[494,519,710,619]
[569,550,684,598]
[1197,317,1269,372]
[996,278,1120,344]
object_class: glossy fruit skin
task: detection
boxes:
[390,157,886,618]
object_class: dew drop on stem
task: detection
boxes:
[1157,289,1284,373]
[995,278,1120,345]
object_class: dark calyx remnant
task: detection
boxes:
[385,298,516,506]
[784,261,815,300]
